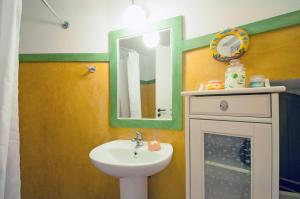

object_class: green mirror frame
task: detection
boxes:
[109,16,183,130]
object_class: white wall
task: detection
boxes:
[20,0,300,53]
[140,53,155,81]
[20,0,108,53]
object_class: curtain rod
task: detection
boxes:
[41,0,69,29]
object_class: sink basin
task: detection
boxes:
[89,139,173,177]
[89,139,173,199]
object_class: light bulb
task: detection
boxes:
[123,4,147,30]
[143,32,160,48]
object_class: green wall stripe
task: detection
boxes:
[19,53,109,62]
[183,9,300,51]
[140,79,156,84]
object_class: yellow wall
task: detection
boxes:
[19,24,300,199]
[184,25,300,90]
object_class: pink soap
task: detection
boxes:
[148,140,161,151]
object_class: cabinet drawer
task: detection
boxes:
[190,94,271,117]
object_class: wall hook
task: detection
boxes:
[87,66,96,73]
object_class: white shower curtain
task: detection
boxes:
[119,57,130,117]
[0,0,22,199]
[127,51,142,118]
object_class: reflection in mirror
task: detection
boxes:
[118,29,172,120]
[217,35,241,57]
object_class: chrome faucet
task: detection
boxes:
[132,131,144,147]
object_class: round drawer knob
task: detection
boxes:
[220,100,229,111]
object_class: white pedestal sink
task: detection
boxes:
[89,140,173,199]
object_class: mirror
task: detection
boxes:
[210,28,250,62]
[109,16,183,130]
[216,35,241,57]
[118,30,172,120]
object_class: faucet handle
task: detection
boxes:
[131,131,143,142]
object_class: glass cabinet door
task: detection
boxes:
[190,119,272,199]
[204,133,251,199]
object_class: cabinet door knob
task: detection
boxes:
[220,100,229,111]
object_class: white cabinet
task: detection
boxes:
[182,87,286,199]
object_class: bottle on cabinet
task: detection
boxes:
[225,59,246,89]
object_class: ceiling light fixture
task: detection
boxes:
[143,31,160,48]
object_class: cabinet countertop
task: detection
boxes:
[181,86,286,96]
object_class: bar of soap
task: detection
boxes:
[148,140,161,151]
